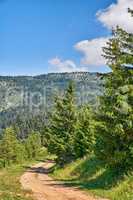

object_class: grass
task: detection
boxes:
[51,156,133,200]
[0,160,39,200]
[0,148,54,200]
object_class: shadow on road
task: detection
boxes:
[24,160,56,174]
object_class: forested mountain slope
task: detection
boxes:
[0,72,104,130]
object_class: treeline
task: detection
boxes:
[0,127,45,167]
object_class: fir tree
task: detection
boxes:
[74,105,95,158]
[95,23,133,168]
[47,81,78,165]
[0,127,23,167]
[25,132,42,160]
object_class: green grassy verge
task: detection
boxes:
[52,157,133,200]
[0,161,36,200]
[0,147,53,200]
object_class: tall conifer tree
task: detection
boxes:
[47,81,77,165]
[74,105,95,158]
[0,127,23,166]
[95,20,133,168]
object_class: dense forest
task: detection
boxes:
[0,72,103,134]
[0,7,133,200]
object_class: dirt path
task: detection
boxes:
[20,161,107,200]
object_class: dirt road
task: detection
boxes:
[20,161,107,200]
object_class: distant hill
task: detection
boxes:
[0,72,104,130]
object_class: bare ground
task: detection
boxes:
[20,161,108,200]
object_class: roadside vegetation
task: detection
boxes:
[0,128,48,200]
[0,162,33,200]
[52,156,133,200]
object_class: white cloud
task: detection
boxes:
[48,57,87,72]
[74,0,133,68]
[97,0,133,33]
[48,0,133,72]
[75,37,109,66]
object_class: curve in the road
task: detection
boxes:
[20,161,108,200]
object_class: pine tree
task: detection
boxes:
[0,127,22,167]
[47,81,78,165]
[74,105,95,158]
[25,132,42,160]
[95,24,133,168]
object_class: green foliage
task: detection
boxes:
[0,72,103,134]
[0,127,44,167]
[0,127,25,167]
[52,156,133,200]
[95,26,133,168]
[103,26,133,70]
[12,112,48,139]
[74,105,95,158]
[25,132,42,160]
[46,81,78,165]
[0,163,34,200]
[46,82,95,165]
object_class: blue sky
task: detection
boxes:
[0,0,132,75]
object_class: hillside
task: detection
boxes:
[0,72,104,130]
